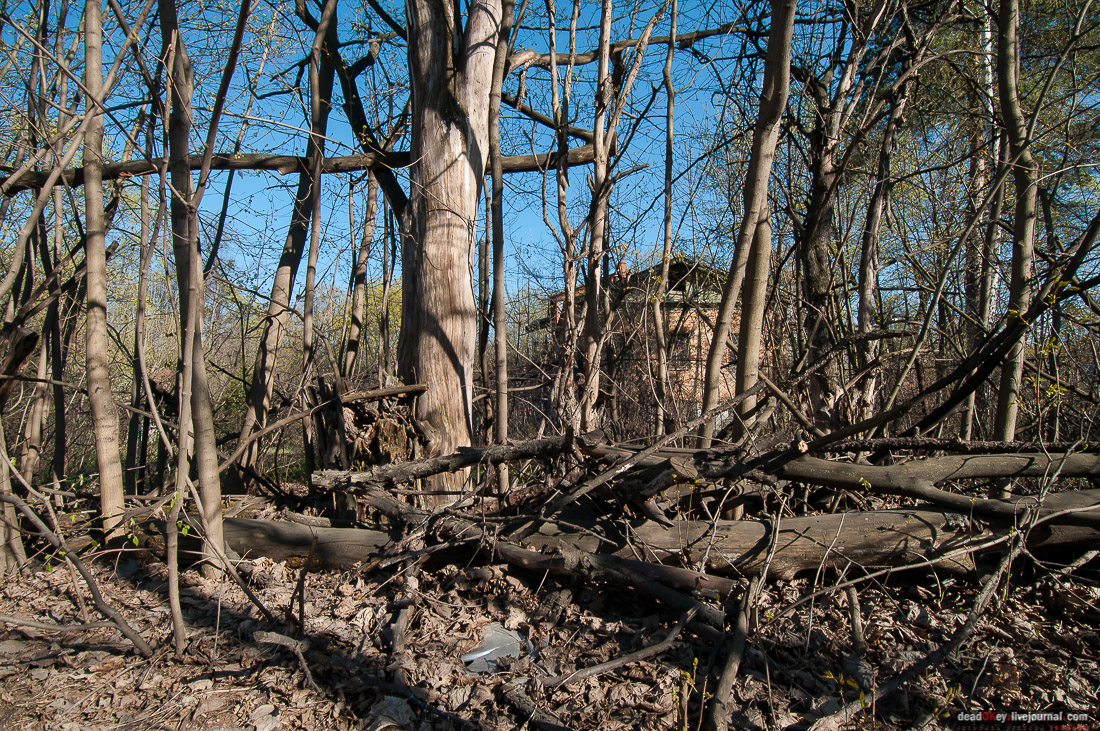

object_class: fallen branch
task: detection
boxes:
[0,614,114,632]
[314,431,586,491]
[255,630,321,693]
[709,575,757,731]
[501,679,572,731]
[546,606,697,688]
[775,452,1100,527]
[0,493,153,657]
[351,482,727,626]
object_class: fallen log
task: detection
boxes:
[578,439,1100,528]
[221,518,394,570]
[775,454,1100,528]
[211,498,1100,585]
[529,511,1100,581]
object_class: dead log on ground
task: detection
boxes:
[222,518,394,569]
[212,498,1100,584]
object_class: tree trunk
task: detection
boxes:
[992,0,1037,459]
[855,84,909,424]
[652,0,677,437]
[84,0,124,536]
[489,0,516,494]
[298,0,340,475]
[733,210,774,435]
[397,0,501,505]
[160,0,224,569]
[700,0,795,444]
[0,421,27,572]
[579,0,615,432]
[343,174,379,380]
[544,0,584,434]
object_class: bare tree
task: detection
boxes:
[489,0,518,492]
[699,0,796,445]
[343,174,380,380]
[236,2,338,481]
[991,0,1037,453]
[84,0,124,536]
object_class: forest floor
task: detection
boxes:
[0,499,1098,731]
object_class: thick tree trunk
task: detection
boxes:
[397,0,501,505]
[84,0,124,536]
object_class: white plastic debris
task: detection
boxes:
[461,622,528,673]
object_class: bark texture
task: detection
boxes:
[397,0,501,504]
[992,0,1037,449]
[84,0,124,536]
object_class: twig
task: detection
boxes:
[846,585,867,656]
[516,385,766,539]
[0,614,114,632]
[217,385,425,473]
[547,606,696,687]
[290,536,317,634]
[254,630,321,693]
[769,531,1015,623]
[181,478,279,624]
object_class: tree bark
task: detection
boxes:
[397,0,501,504]
[992,0,1038,458]
[84,0,124,536]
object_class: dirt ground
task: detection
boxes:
[0,524,1098,730]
